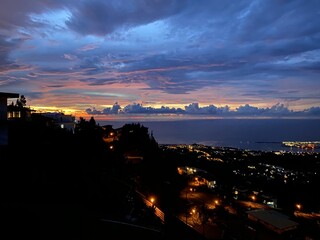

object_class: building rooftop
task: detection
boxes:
[247,209,299,233]
[0,92,19,98]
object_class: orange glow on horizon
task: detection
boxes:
[31,106,88,119]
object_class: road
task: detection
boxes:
[177,184,303,239]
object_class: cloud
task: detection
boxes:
[78,43,100,52]
[63,54,77,61]
[121,102,184,114]
[302,107,320,116]
[236,103,292,116]
[267,103,292,114]
[66,0,183,36]
[1,1,320,114]
[0,35,22,70]
[84,102,320,117]
[103,102,121,114]
[0,0,69,32]
[236,104,264,115]
[85,107,102,115]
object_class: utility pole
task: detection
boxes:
[185,189,188,224]
[201,199,206,237]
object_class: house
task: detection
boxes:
[0,92,19,120]
[36,112,76,132]
[7,104,34,119]
[0,92,19,145]
[246,209,299,234]
[261,194,278,208]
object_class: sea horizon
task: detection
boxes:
[98,118,320,153]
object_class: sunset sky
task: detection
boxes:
[1,0,320,120]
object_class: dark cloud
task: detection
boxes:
[303,107,320,116]
[236,0,320,43]
[1,0,320,113]
[0,0,69,31]
[85,102,319,117]
[47,85,65,88]
[0,36,20,70]
[184,103,230,115]
[236,103,292,116]
[103,102,121,114]
[86,107,102,115]
[66,0,184,36]
[23,92,44,101]
[236,104,264,115]
[122,102,183,114]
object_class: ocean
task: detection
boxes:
[98,118,320,152]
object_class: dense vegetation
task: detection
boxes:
[1,115,183,239]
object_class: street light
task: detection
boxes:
[296,203,302,211]
[191,208,196,215]
[150,197,155,208]
[185,187,194,224]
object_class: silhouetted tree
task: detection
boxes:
[89,116,96,127]
[16,95,27,108]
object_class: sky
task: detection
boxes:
[1,0,320,120]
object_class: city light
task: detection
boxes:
[296,203,302,211]
[191,208,196,215]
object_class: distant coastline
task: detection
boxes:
[255,141,320,150]
[98,118,320,153]
[282,141,320,150]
